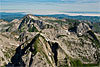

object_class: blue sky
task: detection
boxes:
[0,0,100,14]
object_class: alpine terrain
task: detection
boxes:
[0,14,100,67]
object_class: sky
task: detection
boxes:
[0,0,100,15]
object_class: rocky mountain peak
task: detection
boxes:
[24,14,39,20]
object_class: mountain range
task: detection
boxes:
[0,12,100,22]
[0,14,100,67]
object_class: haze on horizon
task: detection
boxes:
[0,0,100,16]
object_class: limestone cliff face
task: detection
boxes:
[0,15,100,67]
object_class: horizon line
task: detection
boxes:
[0,12,100,16]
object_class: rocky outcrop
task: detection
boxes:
[77,23,91,36]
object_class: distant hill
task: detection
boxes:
[36,14,100,23]
[0,12,25,22]
[0,12,100,22]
